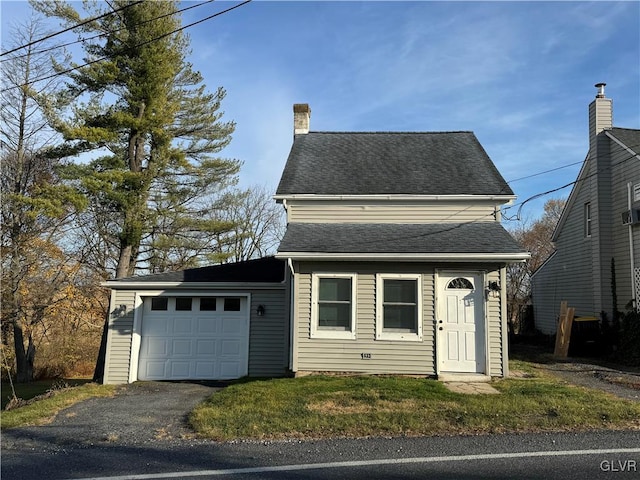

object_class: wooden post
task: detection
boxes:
[554,303,575,358]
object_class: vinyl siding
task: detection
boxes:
[486,270,504,376]
[532,158,596,334]
[247,289,289,377]
[610,139,640,309]
[103,286,288,384]
[293,261,505,377]
[532,134,640,334]
[104,290,136,384]
[286,200,499,223]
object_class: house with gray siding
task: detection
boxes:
[531,84,640,335]
[101,104,529,384]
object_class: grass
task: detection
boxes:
[1,381,116,429]
[190,367,640,441]
[1,379,95,410]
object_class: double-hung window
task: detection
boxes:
[376,274,422,341]
[311,274,357,339]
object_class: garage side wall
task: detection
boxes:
[104,289,136,384]
[248,288,289,377]
[103,286,289,385]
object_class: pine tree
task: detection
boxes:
[33,0,241,278]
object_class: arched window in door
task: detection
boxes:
[447,277,473,289]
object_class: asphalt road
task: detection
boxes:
[3,430,639,480]
[2,380,639,480]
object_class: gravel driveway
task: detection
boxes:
[2,381,223,452]
[538,361,640,402]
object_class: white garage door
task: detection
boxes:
[138,296,249,381]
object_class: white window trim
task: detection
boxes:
[584,202,592,238]
[311,273,357,340]
[376,273,423,342]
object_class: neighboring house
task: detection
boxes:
[101,104,529,384]
[531,84,640,335]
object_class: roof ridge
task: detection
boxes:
[306,130,474,135]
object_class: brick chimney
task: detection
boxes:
[589,82,612,152]
[293,103,311,135]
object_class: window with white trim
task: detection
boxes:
[376,274,422,341]
[584,202,592,238]
[311,273,357,339]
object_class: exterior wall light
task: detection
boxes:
[257,305,265,316]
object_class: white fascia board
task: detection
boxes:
[276,252,530,263]
[101,281,286,289]
[273,194,517,203]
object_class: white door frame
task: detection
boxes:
[435,270,489,376]
[129,290,251,383]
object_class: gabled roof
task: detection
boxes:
[276,131,514,196]
[277,222,529,261]
[104,256,285,287]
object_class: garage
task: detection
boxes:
[137,295,249,381]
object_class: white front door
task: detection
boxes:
[437,272,485,374]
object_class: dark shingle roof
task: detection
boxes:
[276,131,513,196]
[110,256,285,283]
[277,223,526,255]
[609,128,640,154]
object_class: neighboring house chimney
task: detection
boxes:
[294,103,311,135]
[589,82,612,152]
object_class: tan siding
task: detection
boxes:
[294,262,504,376]
[287,200,498,224]
[248,289,289,377]
[104,290,136,384]
[486,270,503,376]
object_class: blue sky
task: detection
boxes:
[2,1,639,224]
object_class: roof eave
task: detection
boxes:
[274,194,516,202]
[275,252,530,263]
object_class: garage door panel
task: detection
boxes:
[138,297,249,381]
[172,339,192,356]
[221,340,241,355]
[197,317,219,334]
[173,318,193,334]
[195,362,215,377]
[145,318,170,335]
[170,361,190,377]
[147,338,168,356]
[196,339,216,355]
[144,361,167,378]
[220,361,242,378]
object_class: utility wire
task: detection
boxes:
[502,148,639,221]
[1,0,252,92]
[0,0,216,64]
[506,159,585,184]
[0,1,144,57]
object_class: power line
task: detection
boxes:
[0,1,144,57]
[506,159,585,184]
[0,0,216,64]
[1,0,252,93]
[503,149,639,221]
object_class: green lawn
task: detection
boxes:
[1,380,115,429]
[190,367,640,441]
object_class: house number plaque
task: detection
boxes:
[361,353,372,360]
